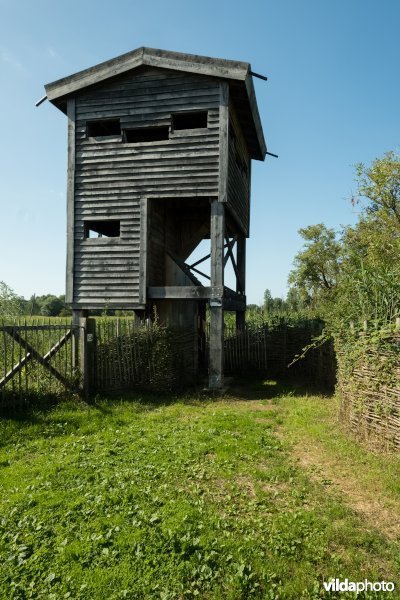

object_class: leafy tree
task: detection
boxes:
[38,295,65,317]
[263,289,273,311]
[288,152,400,327]
[288,224,341,309]
[246,303,260,312]
[337,222,400,325]
[354,151,400,224]
[286,287,307,312]
[263,289,287,313]
[0,282,23,319]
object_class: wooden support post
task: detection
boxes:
[208,80,229,390]
[72,309,90,396]
[66,98,76,304]
[209,200,225,389]
[72,309,81,371]
[87,317,96,396]
[79,316,88,397]
[236,235,246,331]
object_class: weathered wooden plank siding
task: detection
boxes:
[227,106,250,236]
[148,201,166,286]
[72,67,220,307]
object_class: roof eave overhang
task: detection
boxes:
[45,47,266,160]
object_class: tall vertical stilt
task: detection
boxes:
[209,200,225,389]
[236,235,246,331]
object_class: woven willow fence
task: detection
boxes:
[93,319,197,393]
[1,318,336,409]
[337,323,400,450]
[93,320,335,393]
[222,323,335,389]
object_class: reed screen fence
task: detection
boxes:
[336,325,400,450]
[93,319,197,393]
[1,318,335,411]
[222,323,335,389]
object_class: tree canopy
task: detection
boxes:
[0,281,24,319]
[288,152,400,328]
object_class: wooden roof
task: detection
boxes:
[45,47,266,160]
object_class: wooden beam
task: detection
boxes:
[209,199,225,389]
[72,309,82,372]
[0,352,32,389]
[224,235,243,293]
[148,286,223,300]
[1,328,74,391]
[236,235,246,293]
[66,98,75,304]
[208,82,229,389]
[189,240,231,269]
[244,72,267,159]
[138,197,148,305]
[45,47,249,102]
[79,316,96,398]
[218,82,229,203]
[236,235,246,329]
[188,266,210,281]
[167,252,203,286]
[224,297,246,312]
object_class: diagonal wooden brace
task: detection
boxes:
[0,328,74,391]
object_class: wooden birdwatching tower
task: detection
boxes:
[43,47,267,388]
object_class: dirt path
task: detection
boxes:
[231,395,400,540]
[281,431,400,541]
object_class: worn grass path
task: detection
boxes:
[233,380,400,542]
[0,380,399,599]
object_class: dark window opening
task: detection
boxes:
[172,111,208,130]
[124,126,169,143]
[84,220,120,238]
[87,119,121,137]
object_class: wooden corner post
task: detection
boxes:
[209,200,225,389]
[66,98,75,305]
[236,235,246,331]
[72,309,93,397]
[208,80,229,390]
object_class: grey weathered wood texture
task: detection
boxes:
[45,47,267,388]
[66,98,76,303]
[72,68,220,309]
[45,47,266,160]
[236,235,246,329]
[209,200,225,388]
[46,49,266,310]
[228,105,251,236]
[218,82,229,203]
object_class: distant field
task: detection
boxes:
[0,381,399,599]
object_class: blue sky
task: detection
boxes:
[1,0,399,305]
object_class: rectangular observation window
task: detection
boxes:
[87,119,121,137]
[172,111,208,130]
[124,126,169,143]
[84,220,120,238]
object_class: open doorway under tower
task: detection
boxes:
[145,196,246,383]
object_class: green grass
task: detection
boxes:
[279,391,400,501]
[0,382,399,599]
